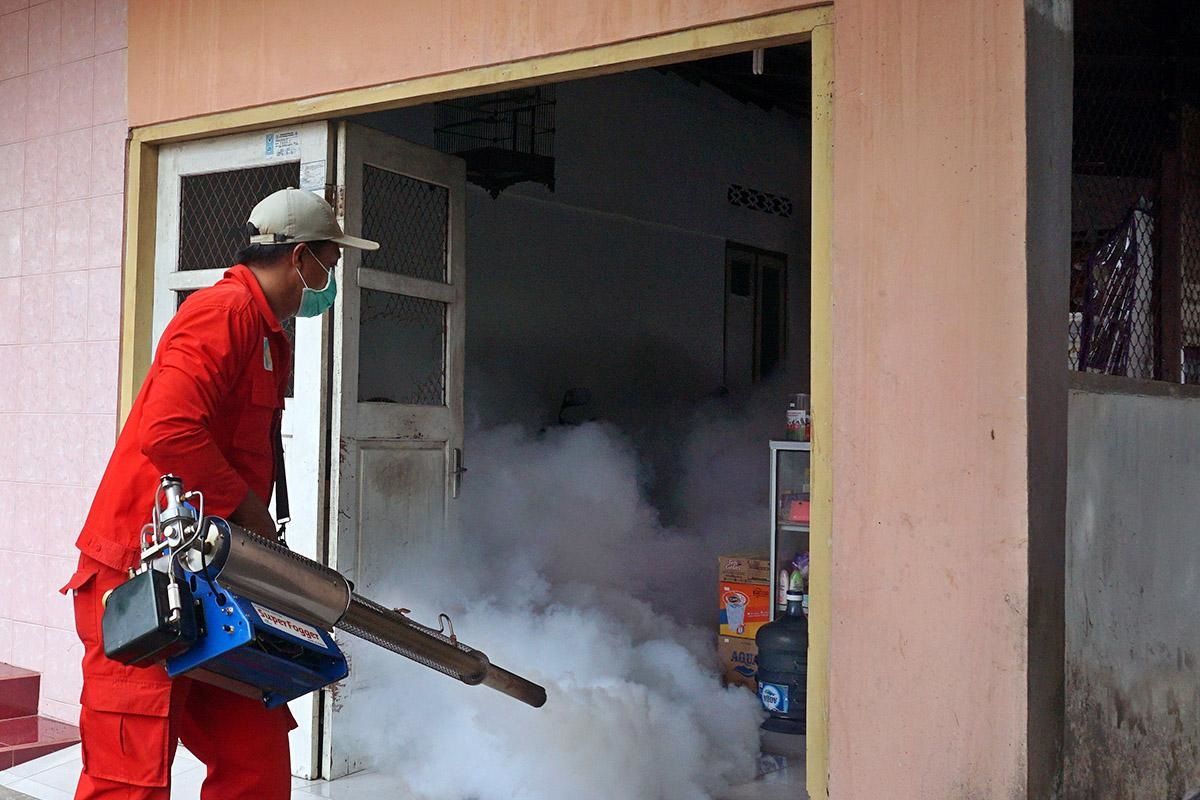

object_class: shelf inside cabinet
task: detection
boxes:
[777,522,810,533]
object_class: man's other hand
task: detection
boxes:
[229,490,281,542]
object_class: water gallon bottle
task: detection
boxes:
[754,588,808,734]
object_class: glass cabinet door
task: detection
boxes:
[770,442,811,618]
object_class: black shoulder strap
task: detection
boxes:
[273,416,290,541]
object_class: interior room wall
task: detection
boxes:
[358,67,811,432]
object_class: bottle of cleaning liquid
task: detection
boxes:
[755,588,808,735]
[790,552,809,617]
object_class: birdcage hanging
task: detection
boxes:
[434,87,556,198]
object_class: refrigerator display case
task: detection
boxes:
[769,440,811,619]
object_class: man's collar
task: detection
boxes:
[227,264,284,333]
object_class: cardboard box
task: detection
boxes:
[719,581,772,638]
[718,553,772,583]
[718,635,758,691]
[719,552,771,639]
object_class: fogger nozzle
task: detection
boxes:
[190,517,546,708]
[341,595,547,708]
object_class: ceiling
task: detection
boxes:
[660,43,812,121]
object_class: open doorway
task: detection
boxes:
[337,44,814,793]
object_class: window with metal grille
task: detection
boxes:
[358,289,446,405]
[178,162,300,271]
[1070,0,1200,383]
[360,165,449,283]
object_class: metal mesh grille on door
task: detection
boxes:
[358,289,446,406]
[178,162,300,271]
[175,289,198,310]
[360,165,449,283]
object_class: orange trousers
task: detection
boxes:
[67,556,295,800]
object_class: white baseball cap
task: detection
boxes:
[247,187,379,251]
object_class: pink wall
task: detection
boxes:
[127,0,817,127]
[828,0,1040,795]
[0,0,127,726]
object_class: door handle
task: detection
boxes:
[452,447,467,499]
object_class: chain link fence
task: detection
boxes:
[1071,3,1200,384]
[1181,106,1200,382]
[1071,13,1165,378]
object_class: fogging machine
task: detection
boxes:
[100,475,547,709]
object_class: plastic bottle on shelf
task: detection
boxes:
[790,552,810,617]
[785,394,811,441]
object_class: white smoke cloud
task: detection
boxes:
[347,418,771,799]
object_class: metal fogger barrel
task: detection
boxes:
[189,517,547,709]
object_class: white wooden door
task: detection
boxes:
[154,123,333,778]
[322,122,466,778]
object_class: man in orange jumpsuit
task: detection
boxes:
[63,188,378,799]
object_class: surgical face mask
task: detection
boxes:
[296,247,337,318]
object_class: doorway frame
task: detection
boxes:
[116,8,835,795]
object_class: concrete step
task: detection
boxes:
[0,666,39,721]
[0,716,81,770]
[0,665,81,771]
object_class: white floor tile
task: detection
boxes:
[0,759,56,784]
[1,776,72,800]
[174,745,202,765]
[15,762,78,794]
[291,770,415,799]
[5,744,81,781]
[0,744,83,787]
[169,768,206,798]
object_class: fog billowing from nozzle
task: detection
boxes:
[346,403,773,799]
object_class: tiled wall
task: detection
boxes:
[0,0,127,726]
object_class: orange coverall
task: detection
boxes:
[62,265,295,799]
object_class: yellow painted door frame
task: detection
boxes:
[117,8,835,795]
[807,22,833,800]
